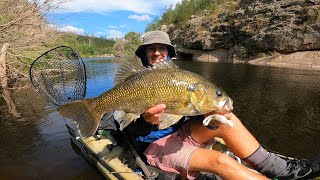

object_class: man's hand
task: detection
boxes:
[142,104,166,125]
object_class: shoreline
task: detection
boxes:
[247,51,320,71]
[191,49,320,71]
[248,60,320,71]
[2,51,320,89]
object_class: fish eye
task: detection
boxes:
[216,90,223,97]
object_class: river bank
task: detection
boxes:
[1,50,319,90]
[248,51,320,71]
[192,50,320,71]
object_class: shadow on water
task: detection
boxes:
[0,58,319,179]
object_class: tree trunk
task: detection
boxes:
[0,43,10,88]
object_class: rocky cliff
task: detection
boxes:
[160,0,320,63]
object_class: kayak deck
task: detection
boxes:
[82,136,142,180]
[66,124,270,180]
[67,124,143,179]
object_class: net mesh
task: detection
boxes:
[29,46,86,106]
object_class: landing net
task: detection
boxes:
[29,46,86,106]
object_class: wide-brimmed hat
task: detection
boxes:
[135,31,176,59]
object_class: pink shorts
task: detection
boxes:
[144,121,213,179]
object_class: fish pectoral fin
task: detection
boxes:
[113,111,140,130]
[188,82,207,112]
[158,113,183,129]
[57,100,101,138]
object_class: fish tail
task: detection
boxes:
[57,100,102,138]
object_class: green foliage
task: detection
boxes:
[56,33,115,57]
[145,18,161,31]
[124,32,142,56]
[146,0,228,31]
[146,0,221,31]
[78,45,95,55]
[112,32,142,57]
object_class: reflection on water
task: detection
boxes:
[0,58,319,179]
[175,61,320,158]
[84,59,120,98]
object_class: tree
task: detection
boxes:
[0,0,67,80]
[112,38,126,57]
[112,32,142,57]
[145,0,219,30]
[124,32,142,57]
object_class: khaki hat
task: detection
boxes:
[135,31,176,59]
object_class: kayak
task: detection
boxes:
[67,124,142,179]
[65,121,244,180]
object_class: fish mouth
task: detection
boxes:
[219,97,233,112]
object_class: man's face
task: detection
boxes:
[145,43,168,65]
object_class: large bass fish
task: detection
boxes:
[58,61,233,138]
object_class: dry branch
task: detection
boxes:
[0,0,68,87]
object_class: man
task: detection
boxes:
[124,30,320,179]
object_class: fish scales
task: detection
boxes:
[92,68,197,113]
[58,61,231,138]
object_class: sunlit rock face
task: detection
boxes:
[162,0,320,60]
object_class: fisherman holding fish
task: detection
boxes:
[126,31,320,180]
[58,31,320,179]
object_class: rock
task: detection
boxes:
[237,0,320,53]
[203,10,210,16]
[168,0,320,61]
[248,50,320,70]
[305,0,317,5]
[158,25,168,32]
[190,15,196,20]
[193,48,230,62]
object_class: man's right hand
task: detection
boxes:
[142,104,166,125]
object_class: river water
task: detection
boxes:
[1,58,320,179]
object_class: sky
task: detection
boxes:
[46,0,182,39]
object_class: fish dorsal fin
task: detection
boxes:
[114,60,146,84]
[114,60,178,84]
